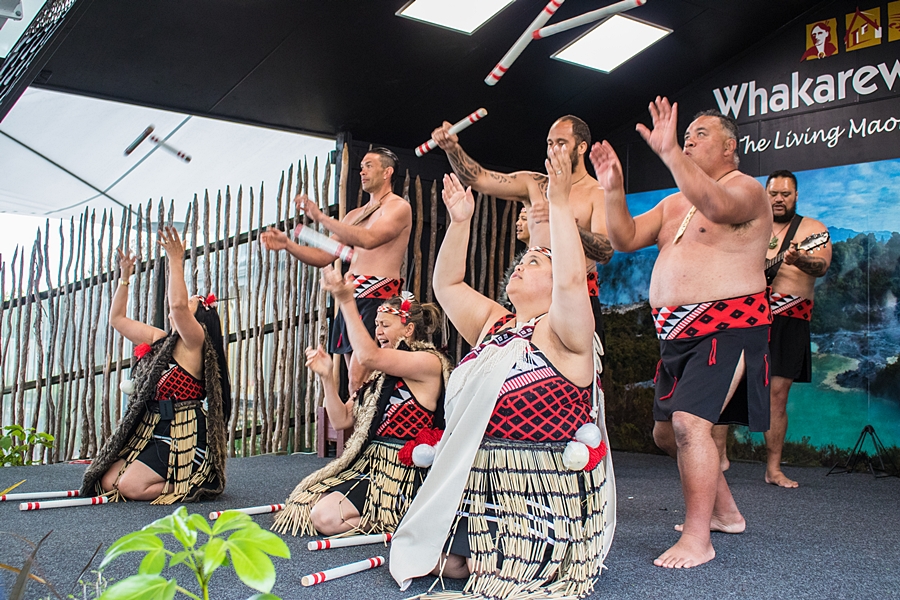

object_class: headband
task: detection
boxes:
[525,246,552,259]
[197,293,217,309]
[377,291,415,324]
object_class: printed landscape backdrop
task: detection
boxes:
[599,0,900,460]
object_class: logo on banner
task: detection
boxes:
[846,7,883,51]
[802,20,839,60]
[889,1,900,42]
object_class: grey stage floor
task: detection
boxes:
[2,451,899,600]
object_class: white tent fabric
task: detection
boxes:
[0,87,335,284]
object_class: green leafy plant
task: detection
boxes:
[98,507,289,600]
[0,425,55,466]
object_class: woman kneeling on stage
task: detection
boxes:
[82,226,231,504]
[273,267,451,537]
[390,147,615,599]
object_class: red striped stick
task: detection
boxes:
[292,223,354,262]
[148,134,192,163]
[2,490,80,502]
[301,556,385,586]
[532,0,645,40]
[208,504,285,520]
[415,108,488,157]
[307,532,392,551]
[485,0,566,85]
[19,496,108,511]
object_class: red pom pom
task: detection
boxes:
[205,293,217,307]
[584,441,607,471]
[398,440,416,466]
[134,343,152,360]
[414,428,443,447]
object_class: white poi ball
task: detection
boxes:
[119,379,135,395]
[562,441,589,471]
[575,423,602,449]
[412,444,436,467]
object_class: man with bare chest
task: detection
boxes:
[430,116,613,342]
[715,170,832,488]
[591,98,772,569]
[261,148,412,394]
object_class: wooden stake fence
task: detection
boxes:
[0,151,520,463]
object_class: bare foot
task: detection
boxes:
[675,513,745,534]
[654,533,715,569]
[765,470,799,488]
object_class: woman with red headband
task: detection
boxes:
[273,269,452,537]
[390,146,615,599]
[82,226,231,504]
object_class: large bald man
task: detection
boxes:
[591,98,772,569]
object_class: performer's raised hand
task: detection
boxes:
[116,247,137,279]
[295,193,325,223]
[260,227,289,252]
[636,97,681,161]
[441,173,474,223]
[321,265,356,305]
[305,345,333,378]
[157,226,185,260]
[432,121,460,152]
[590,141,624,192]
[545,144,573,207]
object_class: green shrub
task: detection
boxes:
[0,425,54,466]
[98,507,289,600]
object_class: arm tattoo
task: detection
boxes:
[446,146,484,187]
[533,174,548,198]
[794,254,828,277]
[579,227,614,264]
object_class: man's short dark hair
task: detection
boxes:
[557,115,591,149]
[368,147,400,180]
[693,109,739,141]
[766,169,797,190]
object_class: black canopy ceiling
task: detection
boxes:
[32,0,825,172]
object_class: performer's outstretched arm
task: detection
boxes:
[590,141,663,253]
[298,194,412,250]
[158,227,204,350]
[109,247,166,345]
[636,97,764,225]
[260,227,335,267]
[433,174,508,346]
[431,121,532,203]
[321,267,442,400]
[305,346,355,430]
[545,146,592,356]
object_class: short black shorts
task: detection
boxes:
[590,295,606,353]
[769,315,812,383]
[135,407,208,479]
[653,325,771,431]
[328,298,382,355]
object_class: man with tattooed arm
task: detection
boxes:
[430,116,613,342]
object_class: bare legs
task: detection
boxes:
[100,459,166,501]
[764,376,798,487]
[712,377,799,488]
[309,491,363,535]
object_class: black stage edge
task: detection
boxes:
[2,452,899,599]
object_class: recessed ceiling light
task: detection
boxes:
[552,14,671,73]
[397,0,515,35]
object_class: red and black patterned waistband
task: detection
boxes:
[652,290,772,341]
[586,271,600,298]
[769,293,814,321]
[352,275,403,299]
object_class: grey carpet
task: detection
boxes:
[2,451,898,600]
